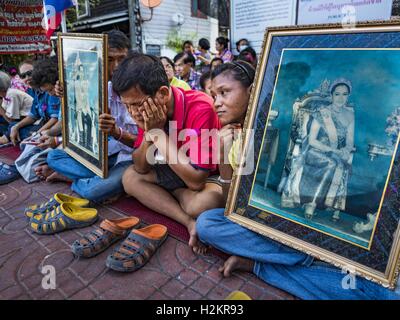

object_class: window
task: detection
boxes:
[76,0,90,20]
[393,0,400,17]
[146,44,161,57]
[191,0,208,19]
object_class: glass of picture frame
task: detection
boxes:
[57,33,108,178]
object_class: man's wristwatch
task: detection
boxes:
[218,176,232,184]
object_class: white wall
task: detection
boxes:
[140,0,219,58]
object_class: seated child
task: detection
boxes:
[0,71,33,144]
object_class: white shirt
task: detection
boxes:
[1,88,33,120]
[107,81,138,164]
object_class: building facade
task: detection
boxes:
[70,0,219,58]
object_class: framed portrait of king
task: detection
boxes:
[57,33,108,178]
[226,22,400,288]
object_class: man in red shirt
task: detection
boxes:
[112,53,222,252]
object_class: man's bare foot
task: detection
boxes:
[218,255,254,278]
[0,135,10,145]
[34,165,54,180]
[45,172,72,183]
[187,218,208,255]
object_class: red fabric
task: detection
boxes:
[110,196,228,259]
[0,146,22,161]
[111,196,190,241]
[134,86,220,171]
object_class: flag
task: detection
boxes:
[43,0,75,37]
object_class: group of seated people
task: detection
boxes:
[0,57,61,147]
[167,36,257,93]
[0,29,398,300]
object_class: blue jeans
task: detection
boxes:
[0,117,8,135]
[0,119,41,141]
[47,149,131,202]
[196,208,400,300]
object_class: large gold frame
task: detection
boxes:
[57,33,108,178]
[226,21,400,288]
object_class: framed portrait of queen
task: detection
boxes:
[226,22,400,288]
[57,33,108,178]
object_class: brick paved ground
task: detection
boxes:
[0,176,296,300]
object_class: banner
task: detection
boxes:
[298,0,393,25]
[230,0,297,54]
[0,0,51,55]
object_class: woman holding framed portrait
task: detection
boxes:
[221,23,400,291]
[195,61,399,300]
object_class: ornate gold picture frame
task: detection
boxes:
[57,33,108,178]
[226,22,400,288]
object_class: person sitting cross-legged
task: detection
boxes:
[2,58,60,146]
[45,30,138,203]
[0,71,33,143]
[0,58,61,184]
[112,53,221,253]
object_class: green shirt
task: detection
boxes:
[170,77,191,91]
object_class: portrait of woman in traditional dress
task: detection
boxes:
[248,47,400,251]
[281,78,355,221]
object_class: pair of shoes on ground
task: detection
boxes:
[0,161,20,185]
[25,193,98,235]
[71,217,168,273]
